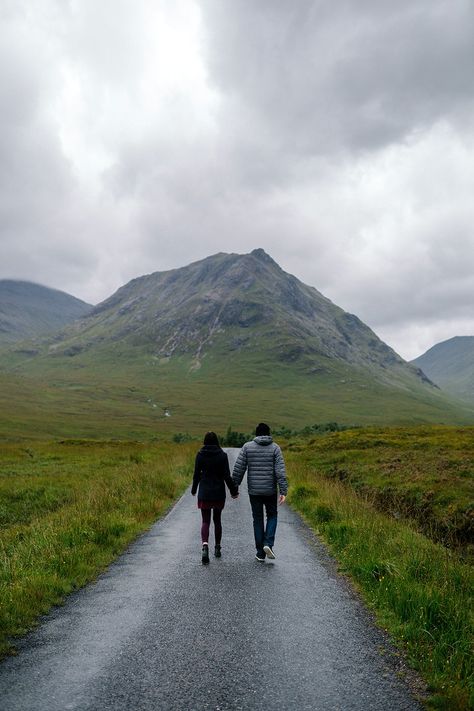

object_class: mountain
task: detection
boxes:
[412,336,474,403]
[46,249,429,379]
[0,280,92,346]
[1,250,472,438]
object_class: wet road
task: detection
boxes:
[0,449,421,711]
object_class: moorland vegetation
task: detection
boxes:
[286,426,473,710]
[0,439,194,658]
[0,425,472,708]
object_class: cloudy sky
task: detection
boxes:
[1,0,473,360]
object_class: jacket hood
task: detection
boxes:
[253,435,273,446]
[199,445,222,457]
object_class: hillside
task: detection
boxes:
[10,249,437,383]
[0,250,473,438]
[0,280,92,346]
[412,336,474,403]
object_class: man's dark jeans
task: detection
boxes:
[249,493,278,553]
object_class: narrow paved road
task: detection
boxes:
[0,449,421,711]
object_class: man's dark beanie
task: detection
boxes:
[255,422,270,436]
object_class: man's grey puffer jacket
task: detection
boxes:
[232,435,288,496]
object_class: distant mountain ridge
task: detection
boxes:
[50,248,430,383]
[1,251,472,437]
[0,280,92,346]
[412,336,474,403]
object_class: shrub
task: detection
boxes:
[172,432,193,443]
[312,504,336,523]
[221,426,250,448]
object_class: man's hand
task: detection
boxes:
[231,493,239,499]
[279,494,286,505]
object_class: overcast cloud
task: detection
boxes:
[1,0,473,359]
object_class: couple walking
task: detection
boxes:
[191,423,288,564]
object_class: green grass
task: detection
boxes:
[287,426,474,554]
[1,337,473,440]
[286,428,474,710]
[1,427,473,708]
[0,439,195,657]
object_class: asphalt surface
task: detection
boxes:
[0,448,422,711]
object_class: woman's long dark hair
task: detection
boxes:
[203,431,220,446]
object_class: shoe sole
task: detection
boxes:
[255,554,265,562]
[263,546,275,559]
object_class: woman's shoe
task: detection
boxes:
[202,544,209,565]
[214,545,221,558]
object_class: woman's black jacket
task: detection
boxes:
[192,445,238,501]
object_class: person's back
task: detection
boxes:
[234,434,286,496]
[232,423,288,561]
[192,431,238,564]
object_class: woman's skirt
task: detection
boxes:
[198,499,225,510]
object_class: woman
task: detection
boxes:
[192,431,239,564]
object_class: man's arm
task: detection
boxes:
[232,446,248,486]
[274,445,288,503]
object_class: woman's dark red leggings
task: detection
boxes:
[201,508,222,544]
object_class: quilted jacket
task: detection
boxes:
[232,435,288,496]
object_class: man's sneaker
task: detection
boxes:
[255,551,266,562]
[263,545,275,559]
[214,545,221,558]
[202,544,209,565]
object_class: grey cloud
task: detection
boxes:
[0,8,102,298]
[199,0,474,155]
[1,0,474,359]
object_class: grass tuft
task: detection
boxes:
[0,440,194,657]
[286,430,474,710]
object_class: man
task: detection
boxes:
[232,423,288,561]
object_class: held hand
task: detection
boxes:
[279,494,286,505]
[231,493,239,499]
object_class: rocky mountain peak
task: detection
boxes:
[249,247,278,265]
[44,249,431,387]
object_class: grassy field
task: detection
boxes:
[1,428,473,708]
[285,426,474,710]
[0,439,195,658]
[1,338,474,441]
[287,426,474,554]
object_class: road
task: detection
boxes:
[0,449,421,711]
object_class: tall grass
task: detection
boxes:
[287,455,473,710]
[290,426,474,556]
[0,440,194,657]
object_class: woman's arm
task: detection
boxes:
[191,453,201,495]
[222,452,239,497]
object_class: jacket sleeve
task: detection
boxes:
[274,445,288,496]
[232,445,248,486]
[191,453,201,495]
[222,453,238,496]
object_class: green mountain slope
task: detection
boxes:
[1,251,473,439]
[412,336,474,403]
[0,280,92,346]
